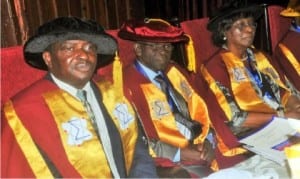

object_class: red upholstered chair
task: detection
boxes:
[1,46,46,105]
[97,29,135,78]
[180,18,219,71]
[267,5,292,53]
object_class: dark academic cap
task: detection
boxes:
[24,17,117,70]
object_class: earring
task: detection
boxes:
[223,36,227,41]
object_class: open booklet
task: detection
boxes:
[239,117,300,166]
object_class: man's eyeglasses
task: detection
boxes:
[232,22,257,31]
[139,42,174,51]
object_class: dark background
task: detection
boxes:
[1,0,289,67]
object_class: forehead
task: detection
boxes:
[55,39,95,45]
[223,12,254,24]
[233,17,255,23]
[46,40,97,53]
[137,41,171,44]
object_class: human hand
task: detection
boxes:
[195,140,215,163]
[285,111,300,119]
[285,95,300,119]
[180,140,215,164]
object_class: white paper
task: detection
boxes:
[239,117,300,165]
[287,117,300,131]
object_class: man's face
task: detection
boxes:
[135,42,173,72]
[42,40,97,88]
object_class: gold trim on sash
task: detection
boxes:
[201,65,233,120]
[43,90,112,178]
[253,52,289,91]
[215,134,247,156]
[3,101,53,177]
[222,52,275,112]
[141,67,210,148]
[142,83,188,147]
[97,81,137,174]
[279,43,300,75]
[282,91,292,107]
[222,52,290,112]
[201,66,247,156]
[167,68,210,144]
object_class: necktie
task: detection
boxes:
[154,74,189,117]
[154,73,202,140]
[77,90,98,131]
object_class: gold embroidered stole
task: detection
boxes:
[279,43,300,75]
[167,68,210,144]
[97,81,137,174]
[3,101,54,177]
[201,65,247,156]
[141,67,210,148]
[43,90,112,177]
[222,51,288,112]
[201,66,233,120]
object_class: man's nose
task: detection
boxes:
[244,25,255,32]
[76,48,89,59]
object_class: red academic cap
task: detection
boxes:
[118,18,189,43]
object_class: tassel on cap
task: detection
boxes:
[113,51,123,99]
[185,34,196,73]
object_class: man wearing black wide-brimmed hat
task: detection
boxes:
[118,18,216,177]
[1,17,157,178]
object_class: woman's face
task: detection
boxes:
[225,17,257,49]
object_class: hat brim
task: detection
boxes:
[207,4,263,31]
[24,32,117,70]
[24,52,115,70]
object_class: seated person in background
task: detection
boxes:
[273,0,300,91]
[200,2,300,163]
[118,18,215,177]
[1,17,157,178]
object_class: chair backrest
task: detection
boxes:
[1,46,46,105]
[180,18,219,70]
[267,5,292,53]
[97,29,136,77]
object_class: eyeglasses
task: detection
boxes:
[232,22,257,31]
[139,42,174,51]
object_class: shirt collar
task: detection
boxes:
[50,73,91,99]
[136,60,160,81]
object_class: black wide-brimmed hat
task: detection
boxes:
[207,2,264,31]
[118,18,189,43]
[24,17,117,70]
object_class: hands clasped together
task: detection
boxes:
[181,140,215,165]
